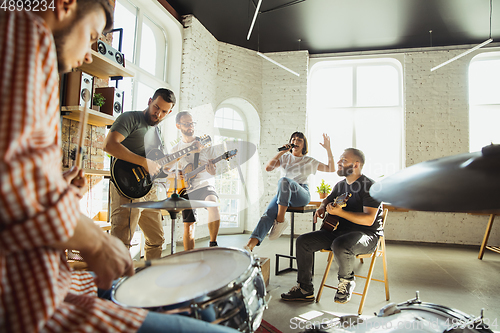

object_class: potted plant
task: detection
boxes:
[316,179,332,199]
[92,92,106,112]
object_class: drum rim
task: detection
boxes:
[396,301,493,332]
[111,246,257,309]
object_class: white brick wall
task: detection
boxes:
[178,15,499,247]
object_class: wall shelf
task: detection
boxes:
[62,168,110,177]
[61,106,115,127]
[78,50,134,79]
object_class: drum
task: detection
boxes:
[316,301,493,333]
[112,247,267,332]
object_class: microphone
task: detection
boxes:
[278,144,297,152]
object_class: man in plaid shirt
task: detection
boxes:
[0,1,239,332]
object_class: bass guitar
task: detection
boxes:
[166,149,238,196]
[319,192,351,232]
[111,135,211,199]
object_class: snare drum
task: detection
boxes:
[325,301,492,333]
[112,247,266,333]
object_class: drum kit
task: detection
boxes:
[113,144,499,332]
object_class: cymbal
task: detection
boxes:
[369,144,500,213]
[121,194,219,212]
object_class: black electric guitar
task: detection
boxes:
[166,149,238,196]
[320,192,351,232]
[111,135,211,199]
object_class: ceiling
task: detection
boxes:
[165,0,500,55]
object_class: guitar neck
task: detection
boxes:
[186,154,225,178]
[157,144,198,166]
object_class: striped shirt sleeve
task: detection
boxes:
[0,11,80,253]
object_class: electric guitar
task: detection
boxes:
[166,149,238,196]
[319,192,351,232]
[111,135,211,199]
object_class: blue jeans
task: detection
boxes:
[295,229,378,292]
[250,177,310,245]
[96,278,238,333]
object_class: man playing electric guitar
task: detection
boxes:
[281,148,384,304]
[104,88,197,260]
[171,111,221,250]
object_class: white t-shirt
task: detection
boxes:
[279,153,320,185]
[171,139,217,193]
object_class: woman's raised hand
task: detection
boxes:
[319,133,331,151]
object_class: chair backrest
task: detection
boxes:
[357,207,388,259]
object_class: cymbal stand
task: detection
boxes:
[167,162,181,254]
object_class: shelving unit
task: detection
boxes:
[61,106,115,127]
[79,50,134,79]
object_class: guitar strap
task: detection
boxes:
[193,153,200,169]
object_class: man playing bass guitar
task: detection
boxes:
[171,111,221,250]
[281,148,384,304]
[104,88,199,260]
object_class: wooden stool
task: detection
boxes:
[275,204,317,275]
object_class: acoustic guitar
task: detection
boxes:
[319,192,352,232]
[111,135,211,199]
[166,149,238,196]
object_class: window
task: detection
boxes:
[469,52,500,152]
[214,107,248,233]
[307,58,403,197]
[112,0,170,111]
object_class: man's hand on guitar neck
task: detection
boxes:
[205,160,216,175]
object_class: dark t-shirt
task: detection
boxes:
[323,175,383,236]
[110,111,162,157]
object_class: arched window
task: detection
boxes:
[112,0,177,111]
[307,58,403,199]
[469,52,500,152]
[214,106,248,233]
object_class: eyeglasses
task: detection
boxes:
[180,122,196,127]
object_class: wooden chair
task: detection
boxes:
[315,208,390,315]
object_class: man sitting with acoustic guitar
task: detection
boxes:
[281,148,383,304]
[104,88,183,260]
[171,111,221,250]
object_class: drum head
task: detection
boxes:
[112,247,253,308]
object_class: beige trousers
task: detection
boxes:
[110,182,164,260]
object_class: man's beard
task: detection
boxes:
[181,128,194,137]
[337,164,354,177]
[144,107,161,126]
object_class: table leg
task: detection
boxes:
[478,214,495,260]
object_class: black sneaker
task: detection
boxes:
[334,278,356,304]
[209,241,218,247]
[281,285,315,302]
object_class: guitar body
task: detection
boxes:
[165,149,238,196]
[319,192,352,232]
[320,216,341,232]
[111,149,164,199]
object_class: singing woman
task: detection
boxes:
[244,132,335,251]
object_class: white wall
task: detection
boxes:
[178,14,500,247]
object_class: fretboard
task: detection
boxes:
[157,145,198,166]
[186,154,226,179]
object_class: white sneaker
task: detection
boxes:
[269,219,289,240]
[243,245,253,252]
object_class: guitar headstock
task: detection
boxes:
[334,192,351,208]
[223,149,238,160]
[197,135,212,147]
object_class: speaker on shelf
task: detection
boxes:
[62,70,93,109]
[94,87,124,118]
[92,40,125,67]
